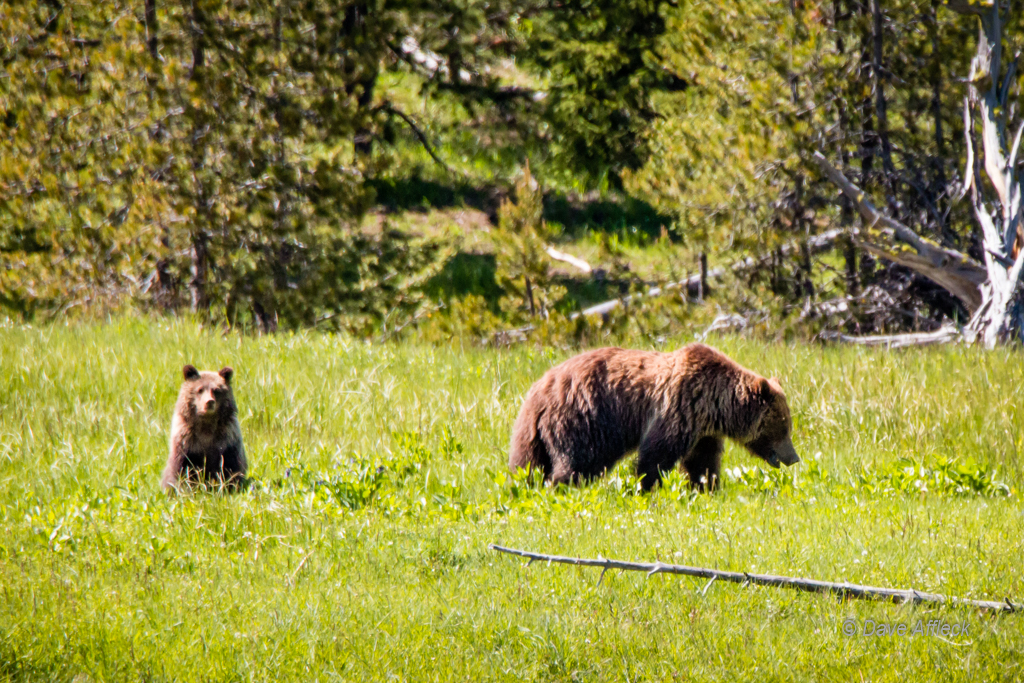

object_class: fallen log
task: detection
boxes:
[490,544,1019,612]
[571,269,724,319]
[820,324,961,348]
[545,246,592,274]
[572,228,846,319]
[698,313,749,341]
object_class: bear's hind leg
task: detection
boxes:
[682,436,723,492]
[510,414,554,482]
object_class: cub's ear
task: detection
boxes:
[183,365,200,381]
[218,367,234,384]
[758,376,774,398]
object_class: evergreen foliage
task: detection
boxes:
[0,0,434,330]
[492,163,564,319]
[0,0,678,329]
[2,0,1023,339]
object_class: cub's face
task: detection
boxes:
[182,365,234,419]
[745,377,800,469]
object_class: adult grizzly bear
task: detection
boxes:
[508,344,799,491]
[161,365,247,492]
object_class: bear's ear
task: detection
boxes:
[758,376,774,399]
[218,366,234,384]
[183,365,200,381]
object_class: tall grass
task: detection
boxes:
[1,318,1022,681]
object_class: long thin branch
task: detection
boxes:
[1008,120,1024,176]
[382,103,449,172]
[490,545,1020,612]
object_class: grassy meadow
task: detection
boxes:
[1,318,1023,681]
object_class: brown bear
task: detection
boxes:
[161,365,247,492]
[508,343,799,491]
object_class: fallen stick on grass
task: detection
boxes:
[489,544,1019,613]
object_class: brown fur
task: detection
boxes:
[508,343,800,491]
[161,365,247,492]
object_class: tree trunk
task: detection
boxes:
[870,0,895,180]
[144,0,158,60]
[949,1,1024,345]
[524,275,536,317]
[858,1,876,191]
[843,234,859,297]
[834,1,859,298]
[143,0,175,308]
[928,1,945,198]
[190,231,209,313]
[699,252,708,301]
[188,3,210,313]
[342,4,376,159]
[252,299,278,334]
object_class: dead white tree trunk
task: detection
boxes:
[950,0,1024,347]
[813,1,1024,347]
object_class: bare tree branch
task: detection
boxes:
[1008,121,1024,175]
[490,545,1020,612]
[811,152,986,312]
[381,103,449,172]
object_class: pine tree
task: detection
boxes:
[0,0,441,331]
[492,163,564,319]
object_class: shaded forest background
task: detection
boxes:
[2,0,1022,343]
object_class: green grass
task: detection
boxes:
[1,318,1023,681]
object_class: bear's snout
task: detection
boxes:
[194,388,220,417]
[767,439,800,468]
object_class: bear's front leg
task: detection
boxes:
[636,421,692,491]
[682,436,723,492]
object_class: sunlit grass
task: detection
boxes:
[1,318,1022,681]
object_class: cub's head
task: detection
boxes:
[180,365,236,421]
[745,377,800,469]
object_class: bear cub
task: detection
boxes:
[508,343,800,491]
[161,365,247,492]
